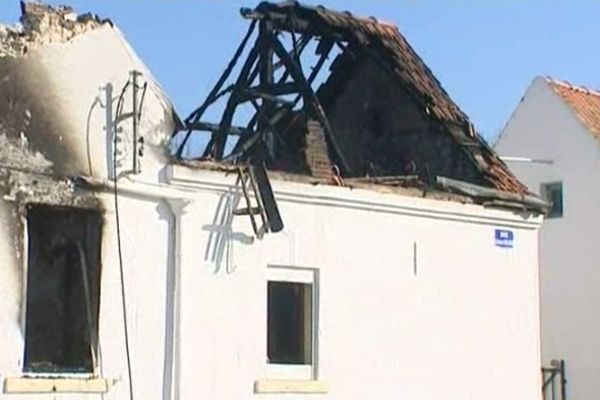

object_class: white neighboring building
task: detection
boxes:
[496,76,600,400]
[0,3,545,400]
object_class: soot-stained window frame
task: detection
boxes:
[22,204,103,375]
[266,266,318,380]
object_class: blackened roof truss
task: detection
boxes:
[175,7,350,172]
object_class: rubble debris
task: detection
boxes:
[0,1,108,58]
[173,1,543,212]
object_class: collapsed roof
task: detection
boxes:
[173,1,543,212]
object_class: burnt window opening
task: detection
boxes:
[267,281,313,365]
[24,205,102,374]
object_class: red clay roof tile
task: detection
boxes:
[547,78,600,140]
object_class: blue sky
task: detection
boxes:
[1,0,599,143]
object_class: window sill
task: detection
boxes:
[254,379,329,394]
[3,377,113,394]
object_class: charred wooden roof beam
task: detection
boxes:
[176,12,344,169]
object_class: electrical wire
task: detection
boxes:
[114,78,135,400]
[135,81,148,121]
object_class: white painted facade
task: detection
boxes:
[167,167,544,400]
[0,17,544,400]
[0,166,545,400]
[496,77,600,400]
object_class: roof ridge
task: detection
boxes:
[276,1,398,28]
[545,76,600,98]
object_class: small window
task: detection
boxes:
[24,205,102,374]
[265,267,318,380]
[267,281,313,365]
[541,182,563,218]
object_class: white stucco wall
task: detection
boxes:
[496,77,600,400]
[169,167,543,400]
[0,166,543,400]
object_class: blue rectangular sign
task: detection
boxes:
[495,229,514,248]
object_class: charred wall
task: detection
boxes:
[0,1,178,183]
[0,2,109,176]
[322,56,483,185]
[0,1,179,295]
[0,57,86,176]
[0,2,142,350]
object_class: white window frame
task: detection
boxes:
[266,265,319,380]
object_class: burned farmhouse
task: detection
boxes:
[0,2,545,400]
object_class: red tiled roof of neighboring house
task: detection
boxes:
[546,78,600,140]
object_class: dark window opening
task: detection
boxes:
[267,281,313,365]
[541,182,563,219]
[24,205,102,374]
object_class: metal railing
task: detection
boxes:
[542,359,566,400]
